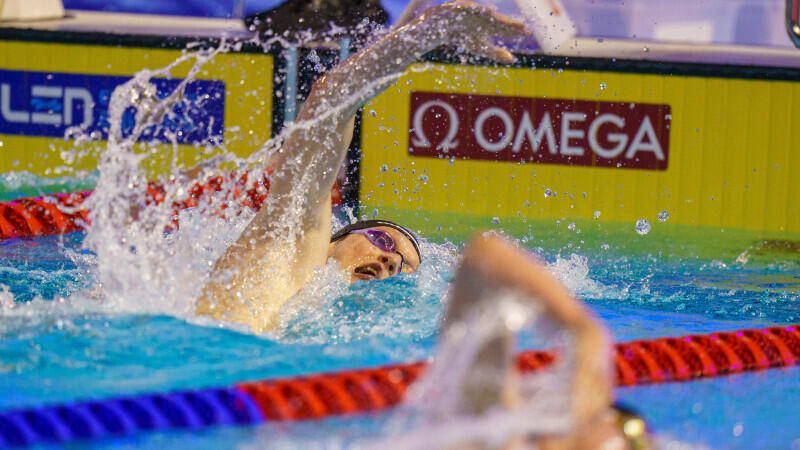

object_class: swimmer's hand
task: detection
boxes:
[421,0,528,64]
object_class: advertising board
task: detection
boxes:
[360,61,800,234]
[0,39,273,177]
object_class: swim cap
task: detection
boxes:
[330,219,422,263]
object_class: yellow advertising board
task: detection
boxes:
[359,61,800,235]
[0,39,273,177]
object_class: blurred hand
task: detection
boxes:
[423,1,528,63]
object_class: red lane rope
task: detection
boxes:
[0,191,91,239]
[234,325,800,421]
[0,175,342,240]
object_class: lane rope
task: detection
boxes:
[0,175,342,240]
[0,325,798,446]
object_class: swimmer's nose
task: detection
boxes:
[379,253,403,278]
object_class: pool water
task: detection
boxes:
[1,206,799,448]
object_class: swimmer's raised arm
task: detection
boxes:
[197,2,526,332]
[268,1,528,216]
[447,234,614,438]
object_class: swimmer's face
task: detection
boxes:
[328,226,421,282]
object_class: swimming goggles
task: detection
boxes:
[350,229,412,273]
[331,219,421,265]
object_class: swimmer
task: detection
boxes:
[195,1,528,332]
[439,233,652,449]
[191,2,652,444]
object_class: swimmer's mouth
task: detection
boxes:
[354,264,381,280]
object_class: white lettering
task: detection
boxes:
[31,85,63,125]
[64,87,93,128]
[475,107,513,152]
[513,111,557,154]
[1,83,30,124]
[625,116,665,160]
[560,112,585,156]
[411,100,459,151]
[588,113,627,159]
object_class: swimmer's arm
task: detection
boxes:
[269,1,528,213]
[454,234,614,426]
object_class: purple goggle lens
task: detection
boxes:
[351,229,409,271]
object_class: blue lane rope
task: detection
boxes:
[0,388,262,447]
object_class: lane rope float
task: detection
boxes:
[0,324,798,447]
[0,174,342,240]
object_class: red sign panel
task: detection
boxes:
[408,91,671,170]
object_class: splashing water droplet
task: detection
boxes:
[567,222,576,231]
[369,110,377,117]
[593,211,601,219]
[448,157,455,166]
[599,83,607,90]
[544,188,553,198]
[491,217,500,224]
[601,243,610,250]
[635,219,651,235]
[380,164,388,172]
[658,210,669,222]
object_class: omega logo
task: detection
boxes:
[410,100,460,152]
[408,91,671,170]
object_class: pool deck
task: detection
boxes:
[1,10,799,68]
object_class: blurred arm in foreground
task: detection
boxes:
[444,233,651,449]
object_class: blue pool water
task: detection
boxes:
[1,223,799,448]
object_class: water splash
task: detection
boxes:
[547,253,606,297]
[277,239,458,344]
[635,218,651,235]
[80,42,245,318]
[0,284,14,312]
